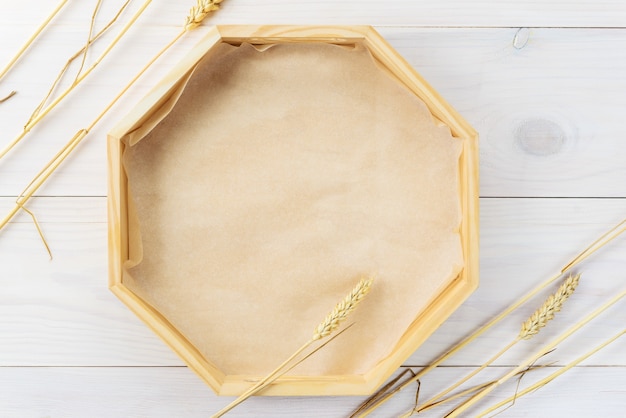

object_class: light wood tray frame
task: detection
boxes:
[107,25,479,396]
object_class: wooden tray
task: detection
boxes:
[107,25,479,396]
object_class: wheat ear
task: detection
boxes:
[414,273,580,415]
[313,277,373,340]
[185,0,223,30]
[519,273,580,339]
[212,277,373,418]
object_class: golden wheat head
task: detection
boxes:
[519,273,581,340]
[184,0,223,31]
[312,277,374,341]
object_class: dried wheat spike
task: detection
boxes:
[184,0,223,31]
[312,277,374,341]
[519,273,581,340]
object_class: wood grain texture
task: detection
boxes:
[2,0,626,28]
[2,27,626,197]
[1,0,625,416]
[0,366,624,417]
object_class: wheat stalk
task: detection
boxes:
[0,0,69,83]
[0,1,224,247]
[445,288,626,418]
[398,381,493,418]
[399,363,553,418]
[412,273,580,415]
[350,368,419,418]
[211,277,374,418]
[26,0,131,127]
[352,216,626,418]
[0,0,153,162]
[74,0,103,86]
[477,328,626,417]
[314,277,373,340]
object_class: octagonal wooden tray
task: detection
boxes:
[107,25,479,396]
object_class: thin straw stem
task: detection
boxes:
[352,220,626,417]
[561,218,626,273]
[20,206,52,259]
[0,0,69,82]
[211,341,313,418]
[280,324,355,377]
[0,0,153,161]
[0,30,183,238]
[18,129,87,205]
[445,289,626,418]
[27,0,131,125]
[350,369,417,418]
[0,91,17,103]
[215,325,355,418]
[89,32,185,129]
[400,381,495,418]
[0,129,85,255]
[0,0,224,246]
[73,0,103,85]
[400,365,552,418]
[477,329,626,418]
[417,339,518,412]
[211,340,315,418]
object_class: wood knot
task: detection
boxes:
[515,118,566,156]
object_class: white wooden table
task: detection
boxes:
[1,1,625,417]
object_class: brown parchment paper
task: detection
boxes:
[121,41,463,376]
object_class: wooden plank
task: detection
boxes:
[2,0,626,28]
[1,197,624,368]
[0,366,624,417]
[2,27,626,198]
